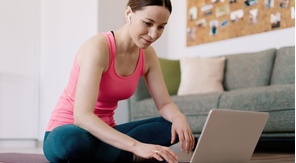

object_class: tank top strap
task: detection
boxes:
[102,31,116,66]
[102,31,145,77]
[138,48,145,75]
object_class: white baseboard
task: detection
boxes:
[0,139,38,148]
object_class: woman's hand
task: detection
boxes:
[171,114,195,154]
[133,143,178,163]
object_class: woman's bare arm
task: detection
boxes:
[73,34,139,152]
[143,46,195,153]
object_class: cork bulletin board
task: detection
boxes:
[186,0,295,46]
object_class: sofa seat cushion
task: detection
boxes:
[270,46,295,85]
[218,84,295,133]
[223,48,276,91]
[130,92,222,134]
[172,93,222,134]
[129,97,159,121]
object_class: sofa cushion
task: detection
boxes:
[129,97,159,121]
[270,46,295,85]
[178,57,225,95]
[159,58,181,95]
[172,93,222,133]
[223,48,276,91]
[130,58,181,102]
[131,77,150,102]
[218,84,295,133]
[130,92,222,134]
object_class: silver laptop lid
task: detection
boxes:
[190,109,269,163]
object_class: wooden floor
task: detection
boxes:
[172,143,295,163]
[175,151,295,163]
[0,143,293,162]
[250,153,295,163]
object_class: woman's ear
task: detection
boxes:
[127,13,132,24]
[125,6,133,24]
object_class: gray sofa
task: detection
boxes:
[128,46,295,151]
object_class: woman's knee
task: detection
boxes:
[43,124,94,162]
[123,117,172,145]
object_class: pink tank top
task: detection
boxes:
[46,32,145,131]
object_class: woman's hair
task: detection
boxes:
[127,0,172,14]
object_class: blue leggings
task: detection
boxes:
[43,117,175,163]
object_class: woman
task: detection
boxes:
[43,0,195,162]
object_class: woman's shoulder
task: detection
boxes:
[144,46,158,62]
[79,33,110,55]
[143,46,159,74]
[85,33,109,48]
[76,33,110,68]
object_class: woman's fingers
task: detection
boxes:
[191,133,195,149]
[184,131,195,153]
[171,115,195,153]
[153,146,178,163]
[178,131,185,152]
[171,127,177,144]
[178,129,195,153]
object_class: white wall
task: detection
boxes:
[40,0,99,140]
[0,0,40,143]
[98,0,127,32]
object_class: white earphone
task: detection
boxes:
[127,13,132,24]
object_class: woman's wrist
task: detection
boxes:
[126,139,141,153]
[159,103,184,122]
[171,113,186,122]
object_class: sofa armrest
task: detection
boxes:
[128,77,151,121]
[131,77,151,102]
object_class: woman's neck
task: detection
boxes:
[113,25,139,55]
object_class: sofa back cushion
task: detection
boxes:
[131,58,181,102]
[270,46,295,85]
[223,48,276,91]
[178,57,225,95]
[159,58,181,95]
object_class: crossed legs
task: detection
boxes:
[43,117,175,163]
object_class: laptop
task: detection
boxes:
[182,109,269,163]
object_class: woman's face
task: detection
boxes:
[128,6,170,49]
